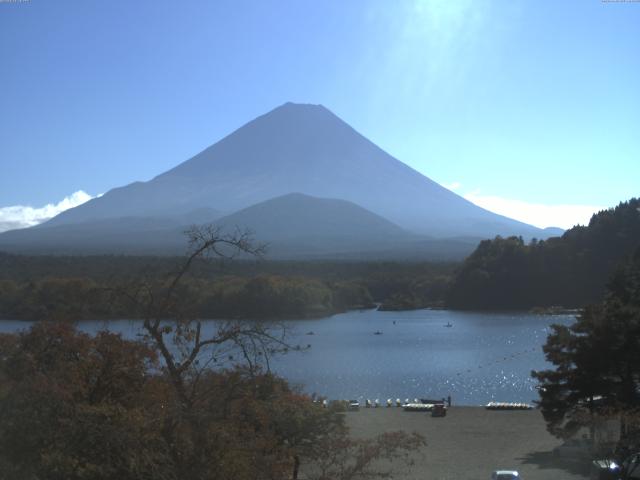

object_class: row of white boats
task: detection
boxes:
[485,401,533,410]
[316,399,534,411]
[347,398,445,410]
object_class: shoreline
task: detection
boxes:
[0,305,580,323]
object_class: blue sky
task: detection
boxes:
[0,0,638,229]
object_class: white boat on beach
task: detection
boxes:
[485,401,533,410]
[402,402,436,412]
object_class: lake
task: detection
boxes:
[0,309,576,405]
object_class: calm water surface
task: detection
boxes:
[0,309,575,405]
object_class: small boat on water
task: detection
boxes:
[444,322,453,328]
[373,330,383,335]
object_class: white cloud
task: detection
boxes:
[444,181,462,191]
[464,191,605,230]
[0,191,95,233]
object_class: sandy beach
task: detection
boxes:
[343,406,591,480]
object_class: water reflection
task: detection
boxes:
[0,309,575,405]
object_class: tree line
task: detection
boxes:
[447,198,640,310]
[0,254,454,321]
[0,275,372,321]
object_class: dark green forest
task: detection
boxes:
[0,254,454,321]
[447,198,640,310]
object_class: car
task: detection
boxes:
[491,470,520,480]
[552,438,593,459]
[348,400,360,411]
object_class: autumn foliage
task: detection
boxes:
[0,322,424,480]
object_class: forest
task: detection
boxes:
[447,198,640,310]
[0,253,454,321]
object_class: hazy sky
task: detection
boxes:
[1,0,638,229]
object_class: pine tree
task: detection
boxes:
[532,247,640,439]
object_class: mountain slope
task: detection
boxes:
[41,102,548,239]
[0,193,480,259]
[216,193,407,241]
[0,216,189,255]
[212,193,416,258]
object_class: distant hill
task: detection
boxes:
[214,193,407,255]
[446,198,640,309]
[542,226,565,237]
[218,193,407,239]
[0,193,480,260]
[213,193,483,260]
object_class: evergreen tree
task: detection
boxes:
[532,247,640,438]
[448,198,640,310]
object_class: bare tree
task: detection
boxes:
[110,225,292,407]
[107,225,426,479]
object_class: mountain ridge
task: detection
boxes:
[0,102,563,258]
[40,102,548,239]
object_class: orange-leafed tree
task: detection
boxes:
[0,322,172,480]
